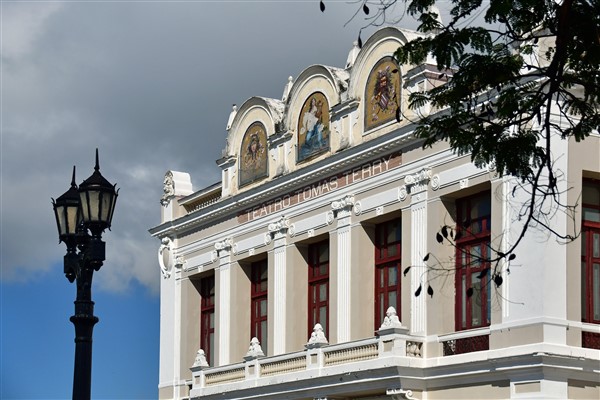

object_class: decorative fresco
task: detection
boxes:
[239,122,268,187]
[364,57,401,131]
[297,92,330,162]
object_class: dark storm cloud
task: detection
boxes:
[2,1,420,293]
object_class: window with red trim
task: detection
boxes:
[308,240,329,338]
[582,179,600,324]
[200,275,215,365]
[375,219,402,330]
[455,192,491,331]
[250,260,268,353]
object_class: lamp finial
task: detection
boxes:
[94,148,100,172]
[71,165,77,188]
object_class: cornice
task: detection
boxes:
[149,123,422,239]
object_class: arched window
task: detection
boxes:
[239,122,268,187]
[364,57,401,131]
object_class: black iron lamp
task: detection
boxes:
[52,149,118,400]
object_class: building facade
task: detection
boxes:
[150,27,600,400]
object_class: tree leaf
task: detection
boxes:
[441,225,449,238]
[476,267,490,279]
[403,266,411,276]
[415,284,422,297]
[427,285,434,297]
[466,287,474,298]
[436,232,443,243]
[509,253,516,261]
[319,0,325,12]
[494,274,503,287]
[363,3,370,15]
[423,253,430,262]
[357,32,363,48]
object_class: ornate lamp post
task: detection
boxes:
[52,149,118,400]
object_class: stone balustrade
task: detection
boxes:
[190,329,422,397]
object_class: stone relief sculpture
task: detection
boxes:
[160,171,175,206]
[191,349,209,368]
[244,337,265,360]
[306,323,329,348]
[158,237,173,279]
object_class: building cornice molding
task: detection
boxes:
[149,124,422,238]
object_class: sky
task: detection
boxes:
[0,1,430,398]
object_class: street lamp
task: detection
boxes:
[52,149,118,400]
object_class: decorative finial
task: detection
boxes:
[70,166,77,188]
[306,323,329,348]
[345,40,361,69]
[94,148,100,172]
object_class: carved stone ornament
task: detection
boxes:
[378,306,405,331]
[268,216,290,235]
[386,388,418,400]
[158,237,173,279]
[160,171,175,206]
[266,216,292,242]
[325,211,335,225]
[406,341,423,358]
[331,194,355,211]
[404,168,432,186]
[264,232,272,246]
[174,255,186,270]
[399,168,441,199]
[353,201,363,216]
[244,337,265,361]
[191,349,209,369]
[306,323,329,348]
[214,238,234,254]
[226,104,237,131]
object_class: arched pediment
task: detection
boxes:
[225,96,285,158]
[347,27,423,100]
[284,64,348,132]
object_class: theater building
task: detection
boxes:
[149,27,600,400]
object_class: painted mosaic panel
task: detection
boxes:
[364,57,400,131]
[239,122,268,187]
[297,92,330,163]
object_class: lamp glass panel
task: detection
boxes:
[66,205,79,235]
[57,206,67,236]
[80,192,90,221]
[100,192,110,222]
[88,190,100,221]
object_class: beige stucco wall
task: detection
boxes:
[427,381,510,399]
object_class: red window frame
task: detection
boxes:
[308,240,329,338]
[455,192,491,331]
[374,219,402,330]
[582,179,600,324]
[250,260,268,353]
[200,275,215,365]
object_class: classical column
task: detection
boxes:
[215,238,234,365]
[401,169,435,336]
[331,195,355,343]
[266,216,291,355]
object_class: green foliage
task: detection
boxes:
[394,0,600,182]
